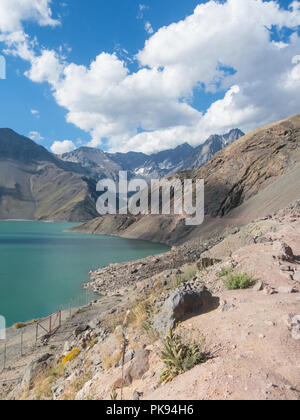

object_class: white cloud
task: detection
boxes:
[25,49,64,85]
[0,0,59,62]
[50,140,76,155]
[145,22,154,35]
[137,4,149,20]
[31,109,40,118]
[29,131,44,142]
[2,0,300,153]
[0,0,59,33]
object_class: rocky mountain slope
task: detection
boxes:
[3,201,300,400]
[72,114,300,244]
[0,129,98,221]
[177,129,244,171]
[60,147,123,181]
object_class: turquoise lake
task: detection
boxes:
[0,221,169,327]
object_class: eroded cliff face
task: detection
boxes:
[71,114,300,245]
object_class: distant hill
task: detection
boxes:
[0,129,98,222]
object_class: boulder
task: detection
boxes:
[293,271,300,282]
[124,349,150,385]
[253,281,264,292]
[153,286,213,335]
[88,318,100,330]
[273,242,294,261]
[116,349,135,367]
[132,391,143,401]
[291,316,300,340]
[278,286,296,294]
[21,354,53,391]
[74,324,88,337]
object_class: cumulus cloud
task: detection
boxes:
[0,0,59,33]
[28,131,44,141]
[2,0,300,153]
[50,140,76,155]
[25,49,64,85]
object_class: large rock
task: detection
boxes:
[21,353,53,391]
[153,286,214,335]
[124,349,150,385]
[273,242,295,261]
[293,271,300,282]
[74,324,88,337]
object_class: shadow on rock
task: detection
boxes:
[153,286,219,336]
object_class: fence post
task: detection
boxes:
[21,330,24,356]
[3,343,6,371]
[35,323,38,347]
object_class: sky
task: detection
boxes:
[0,0,300,155]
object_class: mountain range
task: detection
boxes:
[72,113,300,245]
[0,127,244,221]
[60,128,244,181]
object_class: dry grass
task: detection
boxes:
[170,265,198,290]
[100,332,124,370]
[31,364,66,400]
[62,371,93,400]
[12,319,38,329]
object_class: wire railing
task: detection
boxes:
[0,289,96,373]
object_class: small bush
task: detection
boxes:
[62,348,81,365]
[13,319,39,329]
[50,364,66,379]
[13,322,26,329]
[160,329,206,383]
[88,338,98,349]
[126,299,156,333]
[171,266,197,290]
[216,267,231,278]
[223,271,254,290]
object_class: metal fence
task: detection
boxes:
[0,289,96,374]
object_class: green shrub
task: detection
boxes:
[160,330,206,383]
[216,267,231,278]
[223,271,254,290]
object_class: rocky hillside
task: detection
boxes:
[0,129,98,221]
[3,201,300,400]
[72,114,300,244]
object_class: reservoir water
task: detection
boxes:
[0,221,169,327]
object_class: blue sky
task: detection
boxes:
[0,0,300,154]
